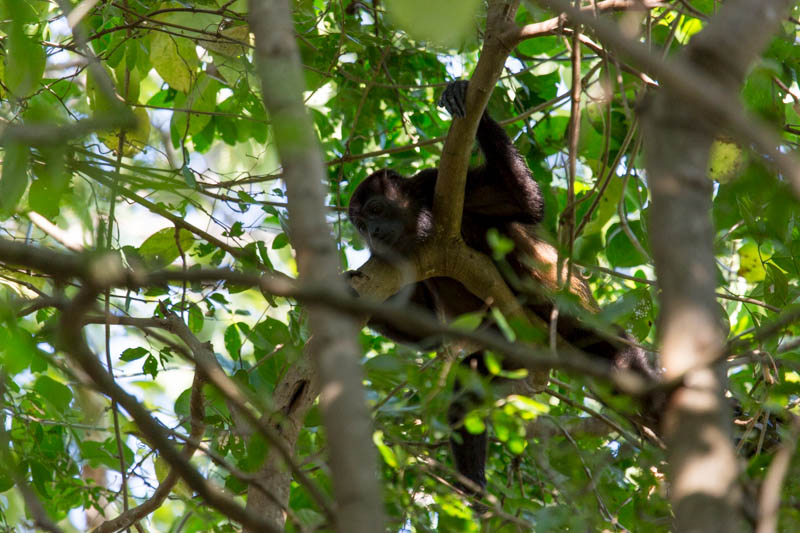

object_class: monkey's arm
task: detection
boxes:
[439,81,543,224]
[471,114,544,224]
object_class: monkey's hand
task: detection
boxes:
[438,80,468,118]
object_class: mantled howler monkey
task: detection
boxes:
[348,80,656,492]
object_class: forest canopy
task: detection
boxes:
[0,0,799,532]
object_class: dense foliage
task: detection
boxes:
[0,0,799,531]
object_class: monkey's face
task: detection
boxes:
[350,195,408,254]
[349,169,419,257]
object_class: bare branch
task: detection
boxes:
[511,0,667,44]
[57,288,284,533]
[91,369,206,533]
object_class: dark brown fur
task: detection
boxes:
[349,87,655,490]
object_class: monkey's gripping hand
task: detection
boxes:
[438,80,469,118]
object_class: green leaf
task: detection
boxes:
[272,233,289,249]
[0,142,30,218]
[582,175,624,236]
[200,24,250,57]
[143,354,159,378]
[0,474,13,492]
[181,164,198,189]
[150,31,198,93]
[764,264,789,307]
[34,376,73,413]
[605,221,649,267]
[125,40,139,72]
[737,241,767,283]
[171,73,219,137]
[187,303,204,333]
[463,412,486,434]
[708,139,745,183]
[138,227,195,268]
[742,66,783,123]
[98,107,151,156]
[373,431,398,468]
[385,0,481,47]
[517,36,560,57]
[251,317,292,352]
[506,395,549,419]
[0,325,35,374]
[508,434,527,455]
[5,20,45,98]
[224,323,243,360]
[450,311,484,331]
[120,347,149,362]
[533,116,569,153]
[29,146,69,218]
[486,228,514,260]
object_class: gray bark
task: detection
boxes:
[248,0,386,531]
[643,1,792,531]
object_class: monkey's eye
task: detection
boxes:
[367,203,384,216]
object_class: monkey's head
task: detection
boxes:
[348,169,433,257]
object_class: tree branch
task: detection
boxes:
[433,0,521,237]
[248,0,386,529]
[510,0,666,44]
[57,288,284,533]
[537,0,800,197]
[632,0,792,530]
[91,368,206,533]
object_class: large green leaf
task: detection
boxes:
[150,31,198,93]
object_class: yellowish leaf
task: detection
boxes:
[737,242,768,283]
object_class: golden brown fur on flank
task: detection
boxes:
[505,222,598,314]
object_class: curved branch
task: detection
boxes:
[92,366,206,533]
[57,288,283,533]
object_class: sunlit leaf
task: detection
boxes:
[737,241,768,283]
[138,228,195,269]
[708,139,745,183]
[150,31,198,93]
[33,376,73,413]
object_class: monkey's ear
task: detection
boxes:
[438,80,468,118]
[343,270,364,298]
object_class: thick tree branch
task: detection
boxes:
[634,0,792,530]
[248,0,385,530]
[0,240,650,393]
[433,0,520,236]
